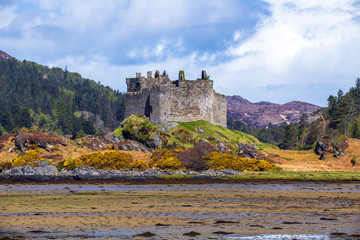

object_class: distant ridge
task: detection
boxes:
[0,50,12,60]
[227,95,321,128]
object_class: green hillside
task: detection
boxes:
[114,115,276,152]
[0,56,126,136]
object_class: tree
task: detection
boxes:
[278,123,298,149]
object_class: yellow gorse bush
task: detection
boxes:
[61,150,133,171]
[150,149,182,170]
[63,158,83,170]
[79,150,132,170]
[129,159,149,170]
[203,152,275,171]
[12,149,46,167]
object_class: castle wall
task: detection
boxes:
[124,71,227,127]
[213,92,228,126]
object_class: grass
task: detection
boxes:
[173,120,276,150]
[225,171,360,181]
[160,174,197,179]
[155,170,360,181]
[114,115,277,151]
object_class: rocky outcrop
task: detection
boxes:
[0,50,11,60]
[238,143,267,159]
[227,95,321,128]
[0,166,242,181]
[114,140,153,153]
[75,111,105,132]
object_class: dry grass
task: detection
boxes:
[1,132,359,172]
[265,138,360,172]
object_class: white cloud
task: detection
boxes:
[0,6,16,29]
[211,0,360,105]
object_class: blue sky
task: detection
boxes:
[1,0,360,106]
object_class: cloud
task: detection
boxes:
[210,0,360,105]
[1,0,359,106]
[0,5,16,29]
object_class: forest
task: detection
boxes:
[228,78,360,150]
[0,57,125,137]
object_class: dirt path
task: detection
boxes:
[0,183,359,239]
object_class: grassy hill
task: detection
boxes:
[114,115,276,153]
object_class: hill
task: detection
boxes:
[227,95,321,128]
[114,114,274,153]
[0,50,125,136]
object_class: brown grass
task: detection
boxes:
[265,138,360,172]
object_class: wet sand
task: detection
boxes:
[0,182,359,239]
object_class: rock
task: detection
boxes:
[133,232,156,237]
[162,122,178,132]
[331,143,345,158]
[238,143,267,159]
[9,168,23,175]
[152,134,162,148]
[215,220,239,224]
[351,158,358,167]
[8,146,14,153]
[314,141,327,155]
[196,127,206,133]
[22,166,36,175]
[39,161,48,167]
[155,223,171,226]
[220,169,242,175]
[212,231,234,235]
[183,231,201,237]
[218,142,227,153]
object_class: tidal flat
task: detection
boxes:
[0,182,359,239]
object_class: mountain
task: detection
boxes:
[227,95,321,128]
[0,50,125,136]
[0,50,11,60]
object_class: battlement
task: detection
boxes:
[125,70,227,127]
[126,70,213,93]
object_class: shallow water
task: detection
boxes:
[1,182,359,239]
[1,182,359,192]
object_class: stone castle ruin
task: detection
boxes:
[125,70,227,127]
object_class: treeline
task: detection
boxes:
[228,78,360,150]
[0,57,125,137]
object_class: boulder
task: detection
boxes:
[351,158,359,167]
[238,143,266,159]
[162,122,178,132]
[314,141,327,155]
[331,143,345,158]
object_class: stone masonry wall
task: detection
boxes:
[124,71,227,127]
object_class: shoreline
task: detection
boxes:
[1,175,359,185]
[1,165,360,184]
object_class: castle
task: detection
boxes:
[124,70,227,127]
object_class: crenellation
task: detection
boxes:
[124,70,227,127]
[147,71,152,78]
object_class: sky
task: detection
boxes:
[1,0,360,106]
